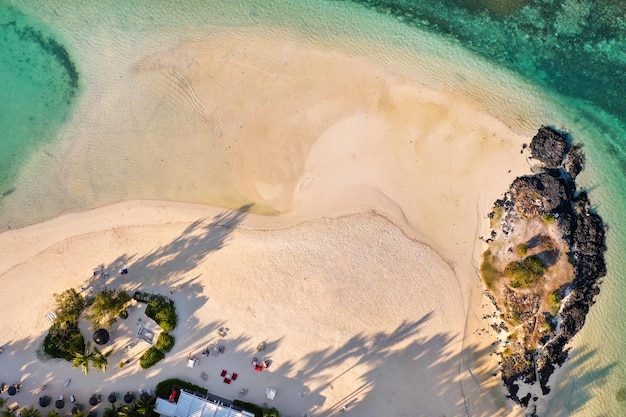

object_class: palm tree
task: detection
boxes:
[72,341,94,374]
[46,411,61,417]
[92,346,111,373]
[72,410,89,417]
[20,406,41,417]
[136,395,155,417]
[86,288,131,329]
[115,404,137,417]
[0,405,18,417]
[0,398,6,408]
[102,405,118,417]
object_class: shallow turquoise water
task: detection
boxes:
[2,0,625,415]
[0,2,79,194]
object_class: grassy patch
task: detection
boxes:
[516,244,528,256]
[504,255,547,288]
[480,250,500,290]
[542,212,556,223]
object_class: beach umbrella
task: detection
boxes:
[88,412,98,417]
[72,406,81,414]
[93,329,110,345]
[123,393,135,404]
[39,396,51,407]
[140,392,150,402]
[7,385,17,396]
[89,396,99,406]
[108,393,117,404]
[55,399,65,409]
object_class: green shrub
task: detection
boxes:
[504,255,547,288]
[516,244,528,256]
[139,347,165,369]
[542,212,556,223]
[43,323,85,361]
[155,379,207,399]
[549,292,561,313]
[155,333,175,353]
[233,400,280,417]
[134,292,177,331]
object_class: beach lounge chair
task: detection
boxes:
[231,373,238,381]
[220,370,227,377]
[45,311,57,323]
[266,388,276,400]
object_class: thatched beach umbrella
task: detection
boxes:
[88,411,98,417]
[93,329,110,345]
[123,392,135,404]
[108,393,117,404]
[140,392,150,402]
[39,396,51,407]
[55,398,65,409]
[71,405,81,415]
[89,396,99,406]
[7,385,17,396]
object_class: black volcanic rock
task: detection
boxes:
[563,144,585,178]
[509,171,571,216]
[485,127,607,411]
[530,127,569,168]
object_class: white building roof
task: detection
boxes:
[155,390,254,417]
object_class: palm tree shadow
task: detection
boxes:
[540,345,617,416]
[91,204,252,293]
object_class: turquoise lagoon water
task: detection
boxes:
[0,2,78,195]
[1,0,625,415]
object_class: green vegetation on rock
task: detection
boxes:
[504,255,547,288]
[480,250,500,290]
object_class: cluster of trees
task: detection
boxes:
[45,288,179,374]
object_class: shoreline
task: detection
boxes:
[0,18,538,417]
[0,197,522,416]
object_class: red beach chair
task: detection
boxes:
[231,373,238,381]
[220,370,227,377]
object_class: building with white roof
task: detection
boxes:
[155,390,254,417]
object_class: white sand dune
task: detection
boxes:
[0,28,534,417]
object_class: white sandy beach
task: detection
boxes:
[0,27,535,417]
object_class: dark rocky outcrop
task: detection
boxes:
[529,126,569,168]
[485,127,607,409]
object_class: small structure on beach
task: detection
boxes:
[155,390,254,417]
[137,324,156,344]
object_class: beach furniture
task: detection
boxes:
[64,379,71,387]
[45,311,58,323]
[266,388,276,400]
